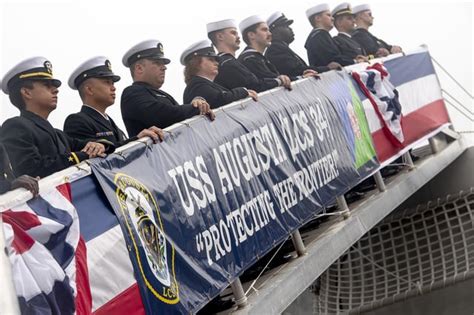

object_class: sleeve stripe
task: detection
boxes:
[70,152,80,164]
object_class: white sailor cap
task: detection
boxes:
[180,40,218,65]
[352,4,371,15]
[332,2,352,17]
[306,4,331,19]
[239,15,266,34]
[122,39,170,68]
[267,12,294,30]
[68,56,120,90]
[1,56,61,95]
[207,19,238,34]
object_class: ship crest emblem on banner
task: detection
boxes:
[115,173,179,304]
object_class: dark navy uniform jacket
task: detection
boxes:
[238,47,280,80]
[183,76,248,109]
[351,28,392,56]
[0,110,98,178]
[64,105,135,147]
[305,28,355,67]
[0,143,14,194]
[265,40,330,77]
[214,53,279,93]
[121,81,200,136]
[333,33,367,61]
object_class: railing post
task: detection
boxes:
[429,133,448,154]
[429,137,440,154]
[403,151,415,170]
[373,171,386,192]
[336,195,350,219]
[291,229,307,256]
[230,278,248,308]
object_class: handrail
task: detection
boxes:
[0,45,434,209]
[0,44,466,314]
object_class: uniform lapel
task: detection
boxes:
[108,116,127,142]
[81,105,126,142]
[81,106,113,131]
[21,110,64,151]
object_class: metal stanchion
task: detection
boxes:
[291,229,307,256]
[230,278,248,308]
[403,151,415,170]
[373,171,386,192]
[429,137,440,154]
[429,133,448,154]
[336,195,350,219]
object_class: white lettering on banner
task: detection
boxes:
[167,103,337,217]
[170,122,290,209]
[195,190,275,266]
[277,110,316,162]
[292,150,340,202]
[194,148,341,266]
[212,123,289,195]
[167,155,216,216]
[273,149,340,214]
[308,99,332,142]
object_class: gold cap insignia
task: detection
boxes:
[44,60,53,74]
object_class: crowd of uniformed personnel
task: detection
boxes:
[0,3,402,196]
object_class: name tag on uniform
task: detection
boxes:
[96,131,114,137]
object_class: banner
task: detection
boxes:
[352,63,404,146]
[1,183,91,314]
[352,49,451,162]
[0,48,453,315]
[89,70,378,313]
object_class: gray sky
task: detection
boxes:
[1,0,472,133]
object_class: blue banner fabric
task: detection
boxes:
[90,70,379,313]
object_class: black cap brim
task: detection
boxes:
[270,17,294,30]
[197,52,218,59]
[147,56,171,65]
[94,73,121,82]
[33,77,62,88]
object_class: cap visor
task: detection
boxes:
[34,77,62,88]
[95,73,121,82]
[149,56,171,65]
[199,53,218,58]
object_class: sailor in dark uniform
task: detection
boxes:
[0,142,38,195]
[332,3,369,63]
[304,4,354,68]
[181,40,257,108]
[64,56,163,146]
[351,4,403,57]
[265,11,330,77]
[237,15,292,89]
[0,57,110,178]
[120,40,214,137]
[207,19,280,92]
